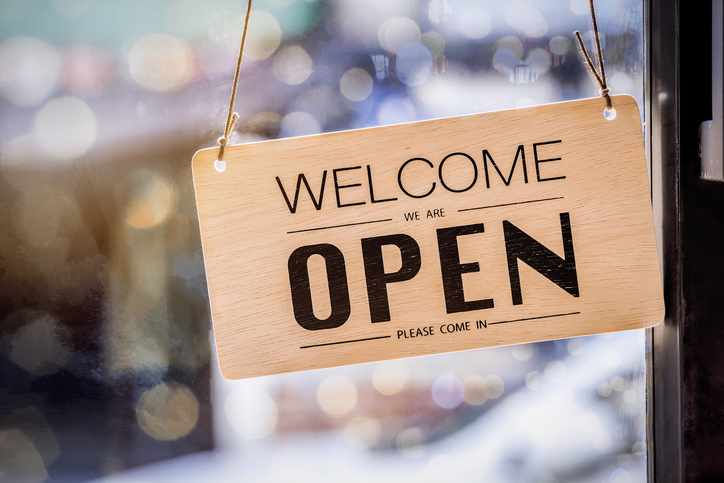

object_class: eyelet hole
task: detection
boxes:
[604,107,617,120]
[215,160,226,172]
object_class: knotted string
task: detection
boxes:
[573,0,612,110]
[217,0,254,164]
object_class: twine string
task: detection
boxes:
[573,0,612,109]
[217,0,254,163]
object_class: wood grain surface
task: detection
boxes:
[192,95,664,379]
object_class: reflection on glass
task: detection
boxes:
[0,0,647,481]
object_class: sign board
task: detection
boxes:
[193,95,664,379]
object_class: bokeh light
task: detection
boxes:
[237,10,282,61]
[34,96,97,160]
[273,45,312,85]
[122,170,176,230]
[610,376,626,391]
[462,374,490,405]
[567,337,586,355]
[136,383,200,441]
[495,36,524,59]
[0,36,61,107]
[570,0,590,15]
[526,370,541,390]
[377,96,416,125]
[512,344,533,361]
[544,360,567,383]
[225,385,278,440]
[379,17,421,54]
[394,42,432,87]
[427,0,451,25]
[396,427,426,458]
[61,43,113,97]
[0,311,73,376]
[371,361,408,396]
[598,382,613,397]
[458,8,492,39]
[316,376,357,417]
[604,349,622,368]
[127,34,195,92]
[506,2,548,37]
[486,374,505,398]
[431,374,465,409]
[339,67,373,101]
[0,429,49,482]
[343,417,381,450]
[280,111,321,137]
[420,31,445,60]
[549,35,571,55]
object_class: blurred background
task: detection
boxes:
[0,0,648,481]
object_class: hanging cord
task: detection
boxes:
[573,0,612,109]
[217,0,254,164]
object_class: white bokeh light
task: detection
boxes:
[127,34,194,92]
[458,8,492,39]
[431,374,464,409]
[549,35,571,55]
[340,67,373,102]
[378,96,416,125]
[273,45,312,85]
[281,111,321,137]
[344,417,381,450]
[237,10,282,61]
[224,385,278,440]
[506,3,548,38]
[372,361,408,396]
[0,37,61,107]
[570,0,590,15]
[512,344,533,361]
[316,376,357,418]
[34,96,97,160]
[544,360,567,383]
[379,17,421,54]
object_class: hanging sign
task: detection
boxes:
[193,95,664,379]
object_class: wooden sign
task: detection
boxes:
[192,95,664,379]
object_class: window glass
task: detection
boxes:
[0,0,647,481]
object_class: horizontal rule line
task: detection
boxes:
[489,311,581,325]
[300,335,391,349]
[458,196,564,213]
[287,218,393,234]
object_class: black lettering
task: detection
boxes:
[503,212,579,305]
[436,224,495,314]
[276,172,327,213]
[483,145,528,188]
[367,165,397,204]
[398,158,436,198]
[288,244,351,330]
[533,140,565,182]
[438,152,478,193]
[333,166,366,208]
[362,234,422,323]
